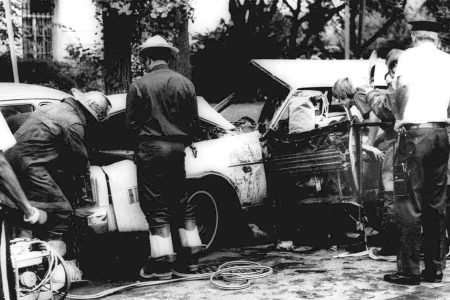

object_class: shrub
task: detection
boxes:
[0,53,76,92]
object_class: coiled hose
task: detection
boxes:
[64,260,273,299]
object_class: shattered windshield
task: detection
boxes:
[220,66,290,133]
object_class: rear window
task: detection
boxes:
[0,104,34,120]
[0,104,34,133]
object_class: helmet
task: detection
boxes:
[71,88,112,122]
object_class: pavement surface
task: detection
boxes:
[69,243,450,300]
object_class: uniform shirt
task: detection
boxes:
[0,111,16,152]
[393,42,450,126]
[126,63,199,145]
[5,98,88,174]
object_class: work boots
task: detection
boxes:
[140,255,175,280]
[173,220,204,274]
[140,225,176,280]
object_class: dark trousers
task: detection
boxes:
[136,139,195,233]
[4,163,73,236]
[396,127,448,276]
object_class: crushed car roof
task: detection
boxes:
[0,82,71,101]
[251,59,388,90]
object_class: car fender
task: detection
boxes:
[185,131,267,207]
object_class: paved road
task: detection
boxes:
[69,243,450,300]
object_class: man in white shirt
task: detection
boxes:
[384,20,450,285]
[0,112,47,226]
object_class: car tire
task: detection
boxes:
[187,188,219,250]
[187,180,241,250]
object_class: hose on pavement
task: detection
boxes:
[63,260,273,299]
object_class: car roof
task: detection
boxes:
[105,93,127,116]
[0,82,71,101]
[105,93,236,131]
[251,59,388,90]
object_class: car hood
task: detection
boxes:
[106,93,236,131]
[251,59,388,90]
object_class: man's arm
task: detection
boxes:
[126,83,145,138]
[64,125,92,202]
[183,81,200,140]
[65,124,90,173]
[366,111,381,146]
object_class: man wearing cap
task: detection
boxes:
[126,35,202,280]
[383,20,450,285]
[5,90,111,247]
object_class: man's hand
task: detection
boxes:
[24,207,48,225]
[363,145,385,161]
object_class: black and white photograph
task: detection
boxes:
[1,0,450,299]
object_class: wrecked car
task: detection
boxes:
[77,59,389,249]
[0,58,388,249]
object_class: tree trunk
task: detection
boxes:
[349,0,359,58]
[102,9,136,94]
[172,8,191,79]
[288,19,300,58]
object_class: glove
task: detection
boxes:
[23,207,48,225]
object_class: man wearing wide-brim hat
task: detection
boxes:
[383,19,450,285]
[126,35,202,280]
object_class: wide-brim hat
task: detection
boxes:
[71,88,112,122]
[139,35,179,56]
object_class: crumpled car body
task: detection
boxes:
[0,58,389,248]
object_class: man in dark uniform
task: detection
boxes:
[126,35,202,280]
[384,20,450,285]
[5,90,111,246]
[0,111,47,224]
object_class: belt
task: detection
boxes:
[404,122,446,130]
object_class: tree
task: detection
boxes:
[191,0,286,101]
[137,0,193,78]
[0,0,22,51]
[281,0,346,58]
[93,0,192,94]
[423,0,450,51]
[354,0,407,57]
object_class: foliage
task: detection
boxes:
[0,0,22,48]
[425,0,450,51]
[0,53,75,92]
[91,0,193,92]
[190,0,288,101]
[64,43,105,92]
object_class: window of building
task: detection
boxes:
[22,0,54,59]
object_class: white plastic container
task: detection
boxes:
[101,160,149,232]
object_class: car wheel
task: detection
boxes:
[187,187,219,250]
